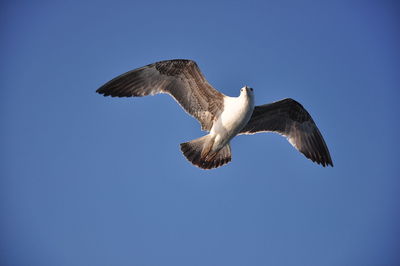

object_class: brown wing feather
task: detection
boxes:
[240,98,333,167]
[96,59,224,131]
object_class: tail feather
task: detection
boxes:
[180,136,232,170]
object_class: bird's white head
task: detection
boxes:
[239,85,255,111]
[240,85,254,97]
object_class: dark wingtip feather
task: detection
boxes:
[95,87,106,95]
[96,85,115,97]
[96,83,132,98]
[298,129,333,168]
[326,157,334,167]
[96,89,111,97]
[313,151,333,167]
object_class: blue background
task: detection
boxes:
[1,1,399,265]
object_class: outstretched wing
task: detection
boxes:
[96,59,225,131]
[240,98,333,167]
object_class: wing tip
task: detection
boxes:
[314,156,334,167]
[302,147,333,168]
[96,88,116,97]
[96,88,105,95]
[96,85,134,98]
[326,159,334,167]
[320,160,334,168]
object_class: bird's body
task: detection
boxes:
[97,59,333,169]
[210,88,254,152]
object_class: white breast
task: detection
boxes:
[210,92,254,149]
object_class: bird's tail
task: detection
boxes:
[180,135,231,170]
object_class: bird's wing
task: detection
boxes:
[96,59,225,131]
[240,98,333,167]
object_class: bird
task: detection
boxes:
[96,59,333,169]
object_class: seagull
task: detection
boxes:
[96,59,333,169]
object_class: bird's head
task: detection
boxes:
[240,85,254,97]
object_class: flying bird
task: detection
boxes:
[96,59,333,169]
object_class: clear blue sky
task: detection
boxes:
[1,1,399,265]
